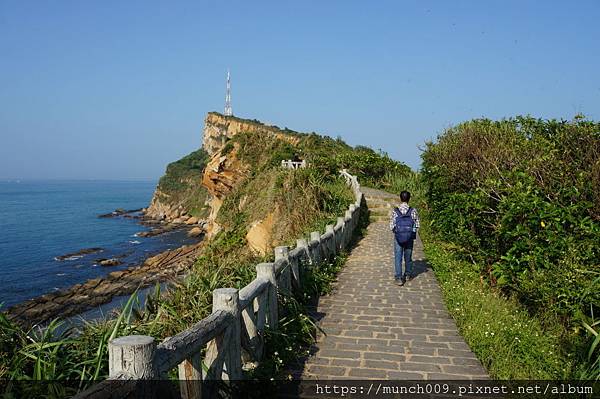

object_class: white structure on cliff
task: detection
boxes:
[224,69,232,116]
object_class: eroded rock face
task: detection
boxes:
[246,211,277,255]
[202,113,276,157]
[201,113,300,156]
[145,187,205,228]
[201,146,248,237]
[202,150,247,199]
[146,113,296,237]
[145,189,180,221]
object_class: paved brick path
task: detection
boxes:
[298,187,488,380]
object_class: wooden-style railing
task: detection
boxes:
[74,169,364,399]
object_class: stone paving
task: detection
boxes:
[297,187,488,380]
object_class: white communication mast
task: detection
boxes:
[224,69,232,116]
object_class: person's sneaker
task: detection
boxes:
[406,274,413,282]
[395,278,404,286]
[401,276,407,285]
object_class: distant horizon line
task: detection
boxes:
[0,177,159,182]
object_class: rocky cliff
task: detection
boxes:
[146,113,288,227]
[202,112,285,157]
[199,112,302,239]
[145,149,209,224]
[146,111,403,255]
[145,112,298,238]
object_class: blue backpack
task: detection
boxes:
[393,207,415,245]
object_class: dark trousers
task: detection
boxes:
[394,239,414,279]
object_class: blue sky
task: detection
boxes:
[1,1,599,179]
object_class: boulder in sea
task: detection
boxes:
[55,247,103,261]
[185,216,199,225]
[188,227,203,237]
[136,224,178,237]
[98,208,142,218]
[98,258,122,267]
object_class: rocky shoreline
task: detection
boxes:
[7,239,206,327]
[7,208,208,328]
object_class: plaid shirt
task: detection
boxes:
[389,203,420,231]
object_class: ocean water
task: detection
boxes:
[0,180,199,309]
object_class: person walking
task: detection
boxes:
[389,191,420,286]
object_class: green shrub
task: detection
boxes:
[158,149,208,193]
[421,115,600,377]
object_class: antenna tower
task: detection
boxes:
[224,69,232,116]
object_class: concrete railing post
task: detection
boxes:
[310,231,321,265]
[210,288,242,380]
[345,210,353,247]
[326,224,335,258]
[256,263,278,329]
[109,335,157,379]
[108,335,157,398]
[178,354,202,399]
[345,210,352,221]
[349,204,356,229]
[289,251,300,290]
[274,246,291,293]
[336,217,345,251]
[296,238,309,269]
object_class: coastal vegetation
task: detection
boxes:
[0,117,408,396]
[409,115,599,379]
[154,148,211,218]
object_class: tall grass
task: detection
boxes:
[580,309,600,379]
[382,171,424,198]
[0,291,143,397]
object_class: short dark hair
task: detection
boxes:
[400,191,411,202]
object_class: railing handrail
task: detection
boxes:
[75,168,364,399]
[238,277,269,310]
[154,310,232,374]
